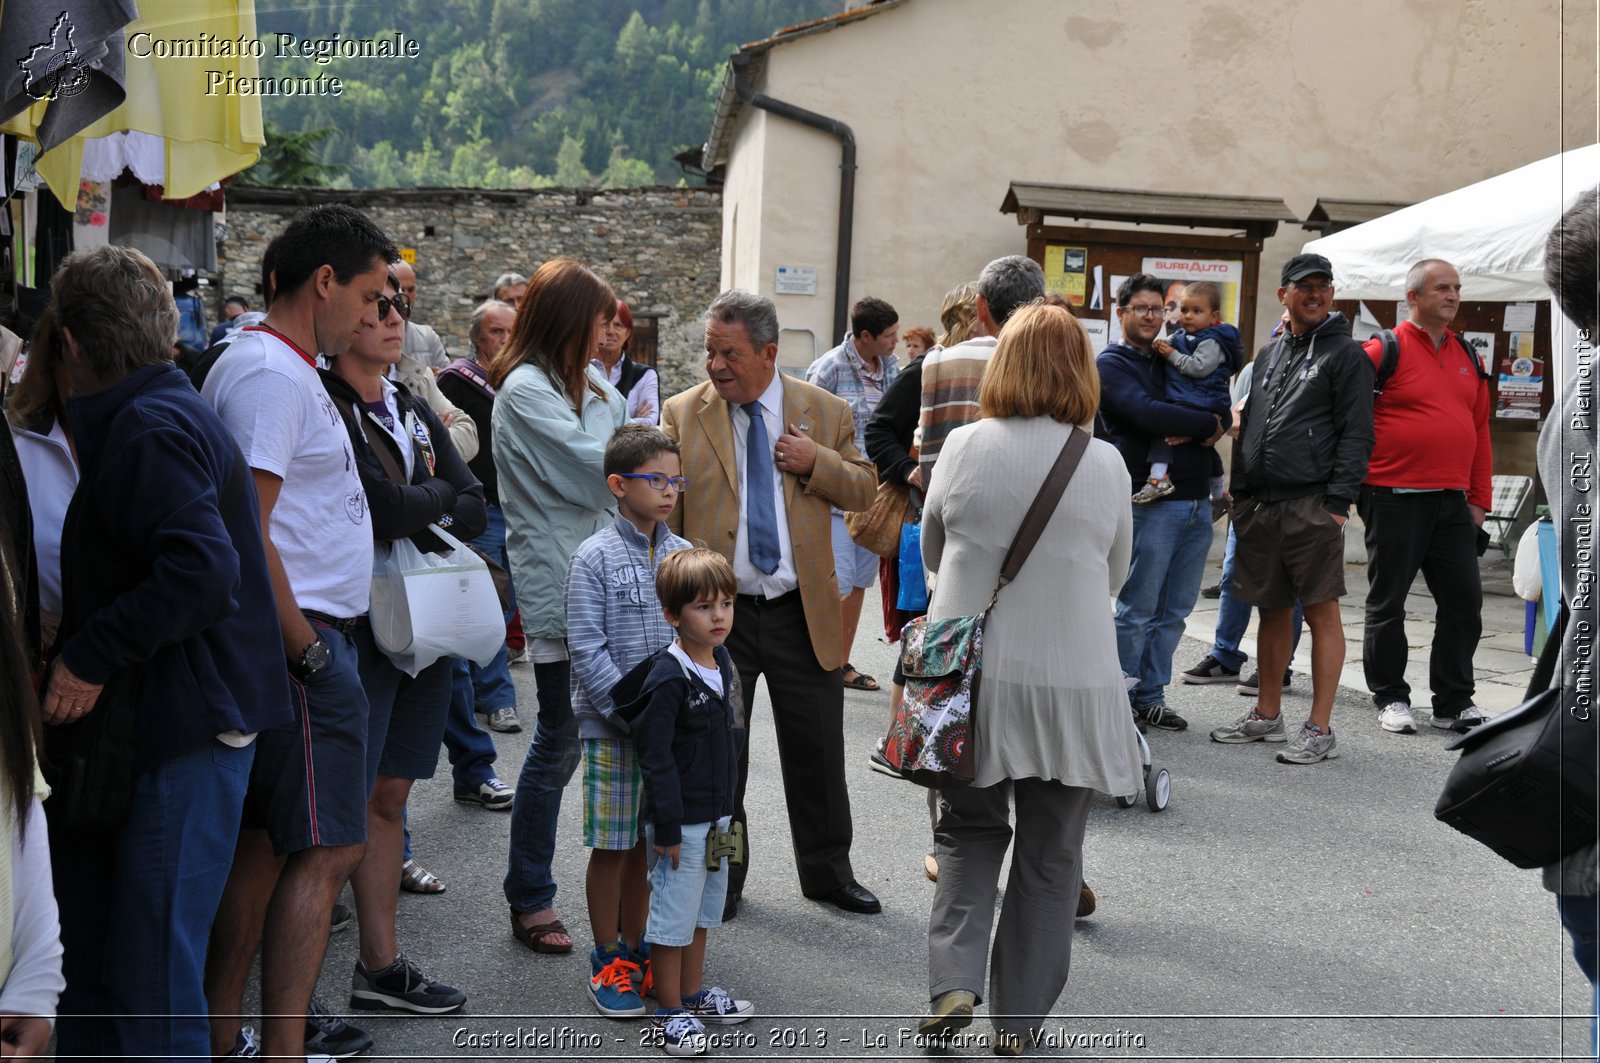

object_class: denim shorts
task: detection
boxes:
[644,821,728,947]
[352,626,454,789]
[582,738,643,850]
[830,511,880,595]
[244,624,369,856]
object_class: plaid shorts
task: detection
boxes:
[582,737,643,850]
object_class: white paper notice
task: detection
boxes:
[1081,318,1109,351]
[1504,302,1537,332]
[1395,301,1410,324]
[1462,331,1494,373]
[1109,276,1129,345]
[1089,265,1104,311]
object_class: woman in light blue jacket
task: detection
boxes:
[492,259,626,954]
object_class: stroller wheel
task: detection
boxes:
[1146,766,1172,812]
[1114,793,1138,808]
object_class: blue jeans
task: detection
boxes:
[1212,523,1305,672]
[1115,498,1214,707]
[503,659,580,912]
[1559,894,1600,1062]
[53,739,253,1061]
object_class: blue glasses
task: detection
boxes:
[618,472,689,493]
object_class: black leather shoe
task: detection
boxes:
[722,891,740,922]
[812,880,881,914]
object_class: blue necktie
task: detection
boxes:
[742,401,781,575]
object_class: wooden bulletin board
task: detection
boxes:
[1025,224,1264,355]
[1332,297,1555,432]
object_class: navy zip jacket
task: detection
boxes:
[320,370,487,552]
[612,644,740,847]
[57,363,291,768]
[1095,341,1225,498]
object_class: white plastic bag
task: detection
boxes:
[369,523,504,676]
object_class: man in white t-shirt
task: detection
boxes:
[200,204,398,1062]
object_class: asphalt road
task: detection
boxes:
[270,583,1591,1063]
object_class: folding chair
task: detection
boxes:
[1483,474,1533,559]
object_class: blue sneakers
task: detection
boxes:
[589,942,646,1018]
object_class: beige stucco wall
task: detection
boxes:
[720,0,1593,366]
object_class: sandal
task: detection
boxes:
[510,909,574,954]
[399,859,446,894]
[842,663,880,691]
[923,853,939,882]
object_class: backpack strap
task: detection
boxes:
[437,357,495,402]
[1373,329,1401,397]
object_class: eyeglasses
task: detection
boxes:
[1122,305,1164,318]
[1289,280,1333,294]
[376,293,411,321]
[618,472,689,493]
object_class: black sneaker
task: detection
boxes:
[351,952,466,1014]
[330,903,353,934]
[306,995,373,1058]
[1237,669,1292,697]
[1200,582,1223,599]
[867,738,902,778]
[1131,702,1188,732]
[1180,654,1241,685]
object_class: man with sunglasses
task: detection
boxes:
[1097,274,1228,734]
[1211,253,1374,765]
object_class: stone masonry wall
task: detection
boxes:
[215,186,722,396]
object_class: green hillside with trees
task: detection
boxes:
[246,0,837,189]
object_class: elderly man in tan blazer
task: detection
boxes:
[662,289,880,918]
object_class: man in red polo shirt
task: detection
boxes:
[1359,258,1492,735]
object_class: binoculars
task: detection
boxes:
[705,822,745,870]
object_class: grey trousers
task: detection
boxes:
[926,778,1092,1036]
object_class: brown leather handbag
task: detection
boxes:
[846,480,912,557]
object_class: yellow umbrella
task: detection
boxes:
[3,0,264,208]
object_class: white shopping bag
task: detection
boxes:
[370,523,504,676]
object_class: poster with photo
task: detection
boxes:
[1044,244,1088,306]
[1495,331,1544,419]
[1462,332,1495,375]
[1140,257,1244,334]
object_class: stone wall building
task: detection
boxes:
[215,185,722,396]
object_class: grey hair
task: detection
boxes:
[493,271,527,296]
[977,255,1047,327]
[705,289,780,350]
[51,245,179,377]
[468,298,515,343]
[1546,186,1600,334]
[1404,258,1456,297]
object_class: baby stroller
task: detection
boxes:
[1116,674,1171,811]
[1114,728,1171,812]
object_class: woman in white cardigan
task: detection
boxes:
[917,302,1142,1054]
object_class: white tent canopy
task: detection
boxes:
[1304,144,1600,301]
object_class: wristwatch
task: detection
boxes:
[290,635,331,680]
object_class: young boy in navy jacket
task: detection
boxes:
[612,548,753,1055]
[1138,281,1243,507]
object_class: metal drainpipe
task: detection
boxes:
[732,53,855,344]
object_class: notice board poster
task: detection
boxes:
[1140,257,1244,332]
[1044,245,1089,306]
[1495,330,1544,419]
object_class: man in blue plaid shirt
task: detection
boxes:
[806,296,900,691]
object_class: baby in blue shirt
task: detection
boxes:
[1136,281,1242,505]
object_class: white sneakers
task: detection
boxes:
[1381,701,1489,734]
[1378,702,1417,734]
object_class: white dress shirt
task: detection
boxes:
[730,371,798,597]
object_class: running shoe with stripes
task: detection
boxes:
[350,951,466,1014]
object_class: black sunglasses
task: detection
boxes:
[377,292,411,321]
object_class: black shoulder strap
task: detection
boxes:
[996,427,1090,592]
[329,392,407,485]
[617,356,649,397]
[1453,332,1493,382]
[1373,329,1400,397]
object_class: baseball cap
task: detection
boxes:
[1281,253,1334,286]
